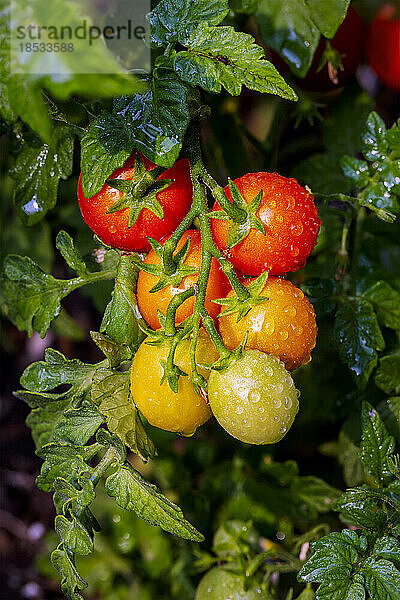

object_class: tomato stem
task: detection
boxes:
[164,287,196,337]
[199,167,247,224]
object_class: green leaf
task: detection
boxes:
[291,476,340,515]
[363,112,389,162]
[255,0,320,77]
[361,557,400,600]
[341,156,370,187]
[333,299,385,388]
[304,0,350,38]
[80,73,190,196]
[15,349,103,449]
[54,400,104,447]
[360,401,395,486]
[376,354,400,396]
[91,371,156,461]
[173,23,297,99]
[298,529,364,584]
[362,281,400,330]
[0,234,117,337]
[334,488,388,530]
[55,515,93,556]
[377,397,400,441]
[149,0,229,46]
[51,546,87,600]
[105,465,204,542]
[56,232,88,278]
[100,254,144,355]
[374,536,400,568]
[37,443,92,492]
[11,126,74,225]
[53,476,96,518]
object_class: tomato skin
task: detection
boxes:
[208,349,299,445]
[77,153,193,252]
[299,7,365,92]
[366,3,400,91]
[130,333,219,436]
[137,230,230,329]
[211,173,321,277]
[219,277,317,371]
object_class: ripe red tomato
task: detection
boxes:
[211,172,321,277]
[77,152,193,252]
[299,6,365,92]
[137,230,230,329]
[366,3,400,91]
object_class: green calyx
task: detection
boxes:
[210,179,266,248]
[317,40,344,84]
[106,153,173,227]
[213,271,270,321]
[134,237,199,293]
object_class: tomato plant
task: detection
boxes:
[366,2,400,90]
[78,153,193,252]
[1,1,400,600]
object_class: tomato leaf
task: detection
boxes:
[105,464,204,542]
[304,0,351,38]
[362,281,400,330]
[80,73,190,197]
[362,557,400,600]
[55,515,93,556]
[149,0,229,46]
[377,397,400,441]
[0,232,117,337]
[10,126,74,225]
[333,299,384,388]
[51,546,87,600]
[91,370,156,461]
[173,23,297,99]
[359,401,395,486]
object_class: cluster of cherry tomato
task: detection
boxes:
[291,3,399,93]
[78,149,322,445]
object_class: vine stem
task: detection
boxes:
[198,166,247,223]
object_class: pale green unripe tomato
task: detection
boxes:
[208,349,300,445]
[195,568,264,600]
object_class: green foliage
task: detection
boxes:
[1,1,400,599]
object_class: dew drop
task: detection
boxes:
[249,389,261,403]
[274,415,279,421]
[276,383,284,393]
[295,326,304,336]
[296,389,301,398]
[264,320,275,335]
[265,366,274,377]
[274,398,282,408]
[109,224,117,234]
[279,331,289,340]
[284,397,292,409]
[236,405,244,415]
[280,426,287,434]
[291,222,303,236]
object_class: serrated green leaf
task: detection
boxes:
[100,254,143,355]
[360,401,395,485]
[149,0,229,46]
[361,557,400,600]
[56,232,88,278]
[53,476,96,518]
[333,300,385,388]
[55,515,93,556]
[54,400,104,446]
[11,126,73,225]
[377,397,400,441]
[334,488,388,530]
[298,530,363,584]
[0,238,117,337]
[255,0,320,77]
[51,546,87,600]
[316,579,365,600]
[291,476,340,515]
[341,156,370,187]
[105,465,204,542]
[376,354,400,396]
[80,74,190,197]
[91,370,156,461]
[363,112,388,162]
[374,536,400,569]
[15,350,104,450]
[174,23,297,99]
[37,444,92,492]
[91,332,133,371]
[363,281,400,330]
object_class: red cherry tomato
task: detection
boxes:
[78,153,193,252]
[211,172,321,277]
[300,6,365,92]
[366,3,400,91]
